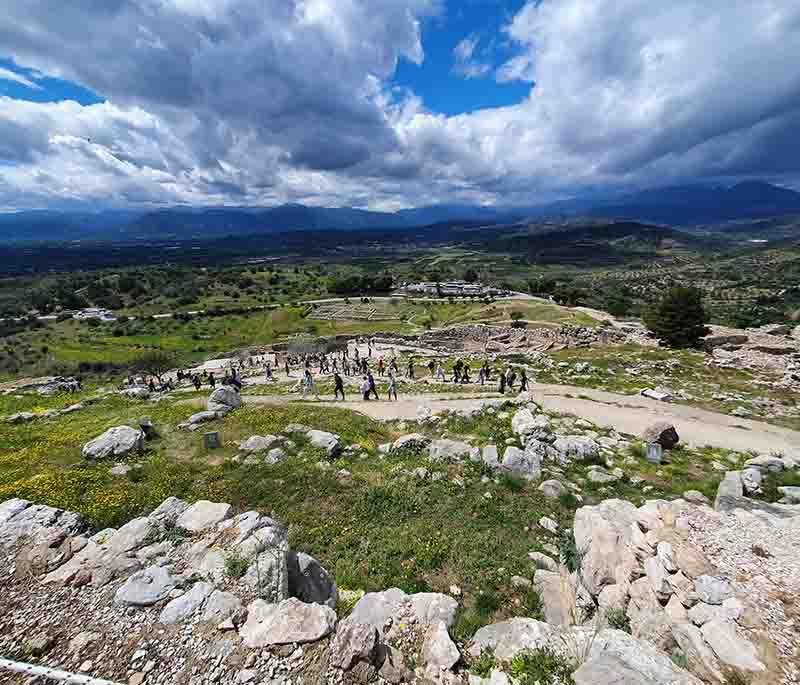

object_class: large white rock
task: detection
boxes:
[469,618,551,660]
[176,500,233,533]
[207,385,241,413]
[391,433,431,453]
[701,619,765,673]
[533,570,574,627]
[422,621,460,677]
[347,588,458,631]
[239,598,336,647]
[671,622,725,684]
[511,408,538,436]
[501,443,542,480]
[114,566,176,607]
[159,582,214,624]
[693,576,731,606]
[307,429,341,457]
[428,439,476,462]
[240,435,278,453]
[574,499,640,597]
[573,628,701,685]
[82,426,145,460]
[553,436,600,462]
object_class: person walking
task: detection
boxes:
[499,371,506,394]
[209,373,216,389]
[427,359,435,377]
[462,364,471,383]
[333,372,346,401]
[520,369,528,392]
[302,368,320,400]
[378,358,385,376]
[477,366,485,386]
[406,357,415,379]
[361,376,371,401]
[387,371,398,401]
[436,363,446,382]
[266,362,273,381]
[367,370,380,400]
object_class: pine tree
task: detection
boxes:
[644,286,710,348]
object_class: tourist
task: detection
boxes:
[302,368,320,400]
[436,363,446,382]
[367,370,380,400]
[333,372,346,401]
[361,376,371,401]
[266,363,273,381]
[407,358,415,379]
[477,366,485,385]
[499,372,506,394]
[427,359,435,377]
[209,372,216,388]
[520,369,528,392]
[378,358,385,376]
[387,371,398,401]
[462,364,471,383]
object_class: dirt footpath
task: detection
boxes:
[243,383,800,457]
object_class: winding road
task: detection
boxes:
[239,383,800,457]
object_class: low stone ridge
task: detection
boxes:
[1,483,796,684]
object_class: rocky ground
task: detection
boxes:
[1,391,799,685]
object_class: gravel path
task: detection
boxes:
[241,382,800,456]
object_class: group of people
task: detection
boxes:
[123,337,531,402]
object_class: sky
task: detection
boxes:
[0,0,799,212]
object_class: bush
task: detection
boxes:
[558,529,579,572]
[509,648,575,685]
[224,551,251,579]
[606,607,631,633]
[644,286,710,348]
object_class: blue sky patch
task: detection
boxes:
[0,57,103,105]
[393,0,532,115]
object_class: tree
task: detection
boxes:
[132,350,175,380]
[464,268,479,283]
[644,286,710,348]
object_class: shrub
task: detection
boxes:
[558,529,579,572]
[605,607,631,633]
[644,286,710,348]
[509,648,575,685]
[224,551,251,579]
[470,649,496,678]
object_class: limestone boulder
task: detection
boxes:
[642,422,680,449]
[469,618,551,660]
[114,566,176,607]
[82,426,145,460]
[308,429,341,458]
[239,435,278,453]
[239,598,336,647]
[391,433,431,453]
[573,628,702,685]
[553,436,600,462]
[176,500,233,533]
[207,386,241,413]
[428,439,477,462]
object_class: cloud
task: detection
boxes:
[452,34,492,79]
[0,66,42,90]
[1,0,800,211]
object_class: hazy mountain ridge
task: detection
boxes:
[2,181,800,243]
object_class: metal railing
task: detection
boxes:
[0,658,125,685]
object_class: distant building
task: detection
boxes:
[398,280,511,298]
[73,307,117,322]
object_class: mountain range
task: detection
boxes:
[1,181,799,243]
